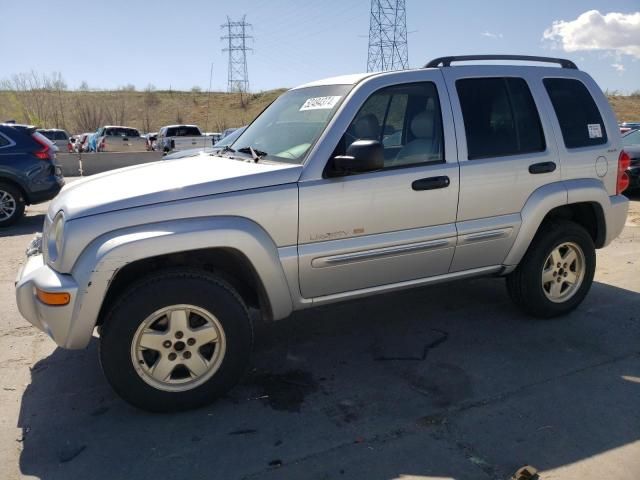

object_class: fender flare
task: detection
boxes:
[504,179,612,267]
[66,216,294,349]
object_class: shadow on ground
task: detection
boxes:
[0,214,44,238]
[17,278,640,479]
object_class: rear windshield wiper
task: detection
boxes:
[236,146,267,162]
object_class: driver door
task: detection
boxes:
[297,75,459,299]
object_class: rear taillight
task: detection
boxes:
[67,141,72,152]
[100,139,106,150]
[32,134,51,160]
[617,150,631,194]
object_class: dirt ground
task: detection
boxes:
[1,188,639,480]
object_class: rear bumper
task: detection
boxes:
[604,194,629,245]
[15,252,81,349]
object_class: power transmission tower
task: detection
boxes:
[366,0,409,72]
[221,15,252,93]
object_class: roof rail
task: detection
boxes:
[424,55,578,69]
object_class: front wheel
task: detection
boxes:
[99,270,253,412]
[506,220,596,318]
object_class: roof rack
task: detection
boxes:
[424,55,578,69]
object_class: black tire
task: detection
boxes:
[0,181,25,228]
[506,220,596,318]
[99,269,253,412]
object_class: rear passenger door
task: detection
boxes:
[442,68,560,271]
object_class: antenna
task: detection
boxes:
[221,15,253,93]
[366,0,409,72]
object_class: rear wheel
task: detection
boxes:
[506,220,595,318]
[99,270,253,412]
[0,182,25,228]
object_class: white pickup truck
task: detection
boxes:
[157,125,212,153]
[95,126,147,152]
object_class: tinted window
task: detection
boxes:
[178,126,201,136]
[338,82,444,169]
[456,77,545,159]
[54,131,68,140]
[544,78,607,149]
[38,130,55,140]
[0,134,9,147]
[105,127,140,137]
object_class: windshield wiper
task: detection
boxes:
[236,146,267,163]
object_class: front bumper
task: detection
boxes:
[15,248,80,348]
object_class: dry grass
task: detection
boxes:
[0,89,286,134]
[0,89,638,134]
[607,95,640,123]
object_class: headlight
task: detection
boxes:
[47,211,65,262]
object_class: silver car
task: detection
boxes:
[15,55,630,412]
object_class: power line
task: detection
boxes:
[221,15,253,93]
[367,0,409,72]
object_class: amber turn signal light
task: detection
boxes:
[36,288,70,306]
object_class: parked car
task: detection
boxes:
[157,125,209,153]
[94,126,146,152]
[77,132,94,152]
[0,124,64,227]
[15,55,630,411]
[163,127,247,160]
[144,132,158,151]
[622,129,640,191]
[37,128,71,153]
[205,132,222,144]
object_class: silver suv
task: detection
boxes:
[15,55,631,412]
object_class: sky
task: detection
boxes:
[2,0,639,93]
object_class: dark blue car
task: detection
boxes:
[0,123,65,227]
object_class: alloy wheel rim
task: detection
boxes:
[541,242,585,303]
[0,190,16,221]
[130,304,227,392]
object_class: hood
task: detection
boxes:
[51,154,303,219]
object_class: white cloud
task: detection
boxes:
[612,63,625,73]
[481,31,503,39]
[543,10,640,58]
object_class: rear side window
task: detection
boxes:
[0,133,9,147]
[543,78,607,149]
[456,77,545,160]
[54,131,68,140]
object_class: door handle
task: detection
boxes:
[412,176,450,191]
[529,162,556,174]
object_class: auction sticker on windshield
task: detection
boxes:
[300,96,342,111]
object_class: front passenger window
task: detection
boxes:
[338,82,444,169]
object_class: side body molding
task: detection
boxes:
[68,216,294,349]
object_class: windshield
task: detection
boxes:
[622,129,640,147]
[230,85,352,164]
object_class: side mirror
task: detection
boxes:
[328,140,384,177]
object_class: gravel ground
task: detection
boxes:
[1,184,639,480]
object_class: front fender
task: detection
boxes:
[67,216,294,348]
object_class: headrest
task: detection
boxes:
[410,111,434,139]
[354,114,380,140]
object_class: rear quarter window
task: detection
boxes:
[543,78,607,149]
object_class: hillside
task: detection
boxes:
[0,88,638,134]
[0,89,286,134]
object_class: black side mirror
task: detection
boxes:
[328,140,384,177]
